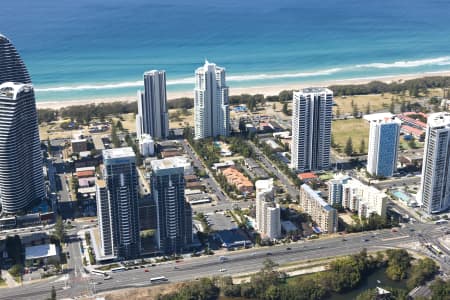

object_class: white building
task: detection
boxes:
[139,134,155,157]
[136,70,169,139]
[194,60,230,139]
[291,88,333,172]
[328,174,350,206]
[255,179,281,239]
[299,184,337,233]
[0,83,45,213]
[419,113,450,214]
[365,113,401,177]
[339,177,387,218]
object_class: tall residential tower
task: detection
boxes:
[0,34,44,214]
[419,113,450,214]
[151,157,192,254]
[136,70,169,139]
[255,179,281,240]
[194,61,229,139]
[291,88,333,172]
[365,113,401,177]
[96,147,140,259]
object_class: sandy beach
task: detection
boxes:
[36,71,450,109]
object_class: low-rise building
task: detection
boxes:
[25,243,59,265]
[71,138,87,154]
[220,167,254,194]
[337,177,387,218]
[299,184,337,233]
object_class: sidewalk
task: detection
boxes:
[1,270,19,288]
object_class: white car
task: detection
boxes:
[219,268,227,272]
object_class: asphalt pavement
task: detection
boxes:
[2,223,448,300]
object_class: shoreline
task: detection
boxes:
[35,71,450,109]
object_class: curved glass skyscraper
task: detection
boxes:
[0,34,31,84]
[0,34,44,214]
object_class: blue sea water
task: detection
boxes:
[1,0,450,102]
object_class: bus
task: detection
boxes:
[426,243,443,255]
[150,276,168,283]
[111,267,126,273]
[91,270,108,277]
[435,220,448,225]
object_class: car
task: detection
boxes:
[342,238,347,242]
[173,266,179,270]
[219,268,227,272]
[144,269,149,272]
[286,247,291,250]
[266,252,272,256]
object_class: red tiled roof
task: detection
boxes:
[298,172,317,180]
[401,125,423,136]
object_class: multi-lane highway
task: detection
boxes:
[2,223,448,300]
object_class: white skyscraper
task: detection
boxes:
[136,70,169,139]
[365,113,401,177]
[255,179,281,240]
[96,147,140,259]
[194,61,230,139]
[419,113,450,214]
[291,88,333,172]
[0,34,44,214]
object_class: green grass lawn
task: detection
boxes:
[332,118,370,155]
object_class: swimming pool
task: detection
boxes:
[392,190,410,202]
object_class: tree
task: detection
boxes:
[54,216,66,243]
[430,278,450,300]
[400,100,407,113]
[48,286,56,300]
[386,249,411,281]
[352,104,359,118]
[282,102,289,115]
[111,121,120,148]
[407,258,438,289]
[389,99,395,113]
[5,235,23,265]
[344,137,353,156]
[365,103,371,115]
[408,137,417,149]
[359,139,366,154]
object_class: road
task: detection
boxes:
[247,140,299,200]
[3,223,448,299]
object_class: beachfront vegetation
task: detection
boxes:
[329,76,450,96]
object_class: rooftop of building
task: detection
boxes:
[427,112,450,128]
[401,125,424,136]
[255,178,274,191]
[151,156,189,171]
[25,243,57,260]
[301,184,334,211]
[0,82,32,99]
[103,147,135,160]
[144,70,165,76]
[364,112,401,124]
[298,172,318,181]
[299,87,332,94]
[95,179,106,188]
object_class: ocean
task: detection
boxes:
[1,0,450,102]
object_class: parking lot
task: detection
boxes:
[205,212,237,231]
